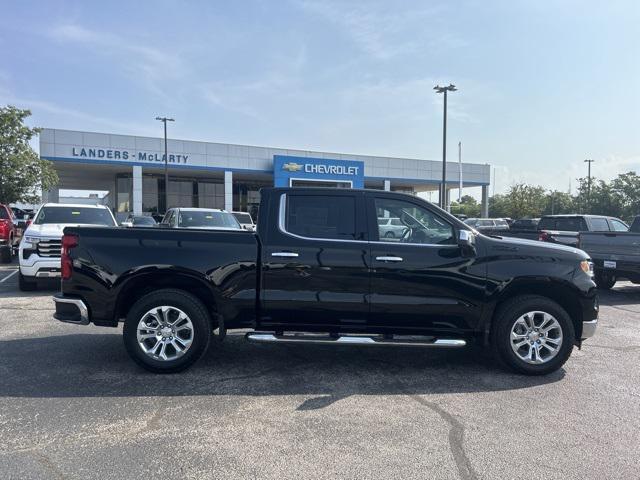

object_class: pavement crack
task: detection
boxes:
[409,395,478,480]
[30,451,67,480]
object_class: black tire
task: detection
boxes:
[123,289,211,373]
[0,246,11,264]
[491,295,575,375]
[18,271,37,291]
[384,231,395,238]
[594,272,616,290]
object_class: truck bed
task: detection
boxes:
[61,226,260,326]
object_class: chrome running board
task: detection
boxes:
[245,332,466,348]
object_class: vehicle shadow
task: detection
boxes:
[598,283,640,307]
[0,332,564,406]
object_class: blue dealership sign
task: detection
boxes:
[273,155,364,188]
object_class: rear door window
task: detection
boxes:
[589,218,610,231]
[286,195,357,240]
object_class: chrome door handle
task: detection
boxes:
[376,256,403,262]
[271,252,299,258]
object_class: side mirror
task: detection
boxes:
[458,229,476,256]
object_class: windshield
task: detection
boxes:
[178,211,241,229]
[232,212,253,224]
[34,207,116,226]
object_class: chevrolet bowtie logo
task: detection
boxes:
[282,162,303,172]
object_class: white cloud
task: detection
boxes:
[48,23,185,100]
[295,0,465,60]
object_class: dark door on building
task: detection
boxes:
[259,190,370,330]
[366,193,484,335]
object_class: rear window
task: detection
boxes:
[495,219,509,228]
[539,217,588,231]
[286,195,356,240]
[478,220,494,227]
[232,212,253,224]
[34,207,115,226]
[132,216,156,225]
[0,208,8,220]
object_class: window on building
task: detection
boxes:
[286,195,356,240]
[198,182,224,209]
[168,180,194,209]
[142,176,159,213]
[116,176,132,213]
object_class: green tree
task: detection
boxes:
[488,193,509,218]
[0,106,58,204]
[575,176,624,217]
[450,194,481,217]
[611,172,640,220]
[543,191,575,216]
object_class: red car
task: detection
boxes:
[0,204,20,263]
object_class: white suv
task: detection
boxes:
[19,203,117,291]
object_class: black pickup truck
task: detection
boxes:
[54,188,598,375]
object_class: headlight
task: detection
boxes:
[23,236,40,245]
[580,260,594,277]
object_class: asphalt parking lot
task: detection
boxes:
[1,259,639,480]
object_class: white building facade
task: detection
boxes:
[39,128,491,221]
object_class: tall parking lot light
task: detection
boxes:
[584,159,595,213]
[156,116,175,213]
[434,84,457,209]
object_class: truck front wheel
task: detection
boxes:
[18,272,37,291]
[123,289,211,373]
[594,272,616,290]
[491,295,575,375]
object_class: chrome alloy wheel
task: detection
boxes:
[510,311,563,365]
[136,306,194,361]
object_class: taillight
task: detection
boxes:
[26,219,32,228]
[538,231,548,242]
[61,234,78,280]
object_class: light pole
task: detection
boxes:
[584,159,595,213]
[458,141,462,203]
[434,84,457,210]
[156,116,175,213]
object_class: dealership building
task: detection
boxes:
[39,128,491,221]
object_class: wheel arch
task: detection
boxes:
[114,271,222,328]
[484,278,585,343]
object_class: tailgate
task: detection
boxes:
[580,232,640,265]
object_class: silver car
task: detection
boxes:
[377,217,409,239]
[161,208,243,230]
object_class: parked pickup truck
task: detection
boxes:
[0,204,21,263]
[578,216,640,289]
[536,214,628,247]
[53,188,599,375]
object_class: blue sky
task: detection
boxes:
[0,0,638,195]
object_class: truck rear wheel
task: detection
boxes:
[491,295,575,375]
[123,289,211,373]
[594,272,616,290]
